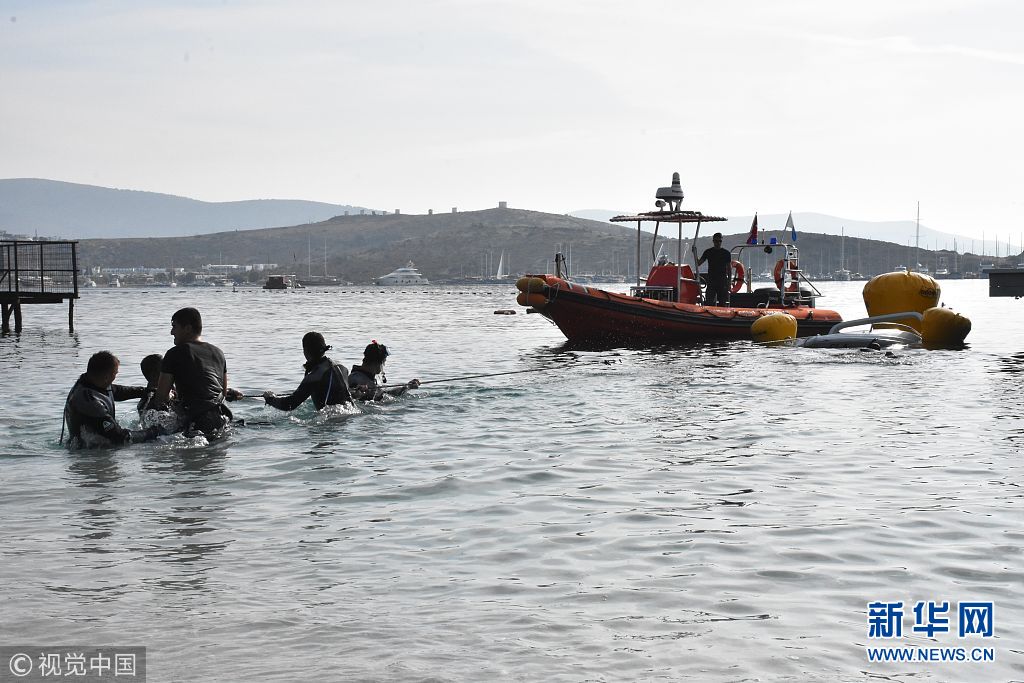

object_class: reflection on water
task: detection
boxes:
[996,351,1024,373]
[1,283,1022,680]
[67,451,123,487]
[990,352,1024,449]
[142,448,231,592]
[66,453,123,552]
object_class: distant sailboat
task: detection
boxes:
[834,227,851,281]
[495,250,509,279]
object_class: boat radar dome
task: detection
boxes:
[655,172,685,211]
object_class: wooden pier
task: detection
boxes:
[1,240,80,333]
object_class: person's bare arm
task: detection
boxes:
[225,372,243,400]
[153,372,174,405]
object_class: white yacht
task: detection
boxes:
[374,261,429,285]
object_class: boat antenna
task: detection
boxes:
[650,172,685,263]
[655,172,685,212]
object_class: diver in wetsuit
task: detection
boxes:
[63,351,162,448]
[348,341,420,401]
[137,353,164,414]
[263,332,354,411]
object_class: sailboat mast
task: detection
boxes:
[840,227,845,271]
[915,202,920,271]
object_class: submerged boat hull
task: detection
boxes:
[523,276,841,345]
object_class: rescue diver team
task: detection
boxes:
[64,306,421,449]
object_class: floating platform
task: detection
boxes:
[988,269,1024,298]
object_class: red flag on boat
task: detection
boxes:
[746,214,758,245]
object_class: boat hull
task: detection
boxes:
[522,276,842,345]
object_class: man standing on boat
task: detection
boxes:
[697,232,732,306]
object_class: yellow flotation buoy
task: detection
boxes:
[751,312,797,342]
[516,291,548,308]
[862,271,940,332]
[516,276,546,293]
[921,307,971,347]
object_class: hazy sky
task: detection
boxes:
[3,0,1023,242]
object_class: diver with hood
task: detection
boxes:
[348,340,420,401]
[263,332,354,411]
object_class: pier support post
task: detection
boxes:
[13,303,22,333]
[1,303,9,334]
[68,298,75,333]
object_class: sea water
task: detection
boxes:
[0,281,1020,681]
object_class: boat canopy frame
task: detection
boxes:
[609,211,827,305]
[611,210,727,305]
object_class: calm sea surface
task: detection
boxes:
[1,280,1021,682]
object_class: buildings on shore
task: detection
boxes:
[80,263,280,287]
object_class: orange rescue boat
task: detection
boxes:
[515,172,843,345]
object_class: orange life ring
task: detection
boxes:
[773,259,799,292]
[730,261,745,293]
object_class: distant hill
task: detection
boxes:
[2,179,1011,281]
[570,210,989,254]
[77,208,635,283]
[0,178,370,239]
[76,207,1008,284]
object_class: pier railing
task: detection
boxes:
[1,240,80,332]
[1,240,79,295]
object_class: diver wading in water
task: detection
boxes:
[63,351,163,449]
[348,341,420,401]
[263,332,354,411]
[151,307,243,437]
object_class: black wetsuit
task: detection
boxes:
[64,375,158,448]
[347,365,376,398]
[348,364,410,401]
[265,356,353,411]
[700,245,732,306]
[161,340,231,435]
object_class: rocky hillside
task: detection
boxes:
[75,207,1009,283]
